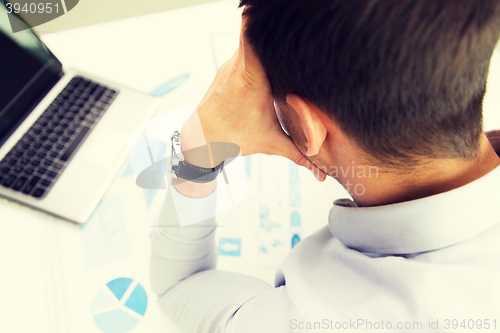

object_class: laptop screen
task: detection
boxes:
[0,2,62,146]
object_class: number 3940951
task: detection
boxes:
[5,2,60,14]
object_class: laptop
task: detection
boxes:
[0,4,160,223]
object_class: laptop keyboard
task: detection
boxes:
[0,76,118,199]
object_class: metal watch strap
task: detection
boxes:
[175,160,225,183]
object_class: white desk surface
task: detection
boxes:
[1,1,242,333]
[1,1,500,332]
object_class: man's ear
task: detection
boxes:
[286,94,327,156]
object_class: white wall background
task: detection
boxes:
[34,0,220,33]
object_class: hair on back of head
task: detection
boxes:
[239,0,500,166]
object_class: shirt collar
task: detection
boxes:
[328,164,500,255]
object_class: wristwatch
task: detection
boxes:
[170,131,225,183]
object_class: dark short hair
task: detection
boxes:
[240,0,500,165]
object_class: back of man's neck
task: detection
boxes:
[352,133,500,207]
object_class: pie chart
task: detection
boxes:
[91,278,148,333]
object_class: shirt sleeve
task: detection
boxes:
[149,181,275,333]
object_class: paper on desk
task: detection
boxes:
[79,193,133,270]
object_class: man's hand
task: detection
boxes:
[179,14,326,183]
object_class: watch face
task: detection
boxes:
[170,131,182,180]
[171,132,181,156]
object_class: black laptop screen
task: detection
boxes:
[0,2,62,145]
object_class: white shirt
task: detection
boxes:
[150,143,500,333]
